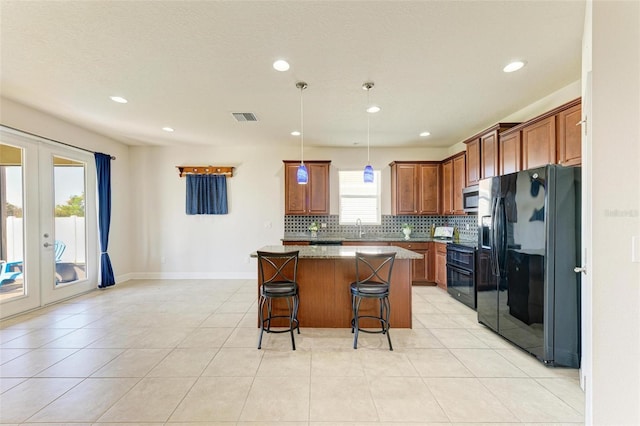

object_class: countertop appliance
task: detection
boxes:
[477,164,581,368]
[446,243,476,309]
[433,226,454,240]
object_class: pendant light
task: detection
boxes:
[296,81,308,184]
[362,82,375,183]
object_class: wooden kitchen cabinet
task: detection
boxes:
[394,241,435,284]
[480,130,500,179]
[557,101,582,166]
[465,124,519,184]
[452,153,466,214]
[440,152,465,215]
[441,159,453,214]
[499,128,522,175]
[521,98,582,170]
[522,115,556,170]
[434,242,447,290]
[390,161,440,215]
[342,241,390,246]
[465,138,480,186]
[283,160,330,215]
[282,241,310,246]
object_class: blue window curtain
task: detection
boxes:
[186,174,228,215]
[95,153,115,288]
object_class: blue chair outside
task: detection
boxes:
[54,240,66,262]
[0,261,24,286]
[0,240,66,287]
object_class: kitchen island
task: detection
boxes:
[251,245,422,328]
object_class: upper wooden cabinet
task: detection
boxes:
[499,128,522,175]
[522,115,556,169]
[390,161,440,215]
[557,102,582,166]
[516,98,582,170]
[440,152,466,215]
[465,138,480,186]
[452,154,466,214]
[419,163,440,214]
[465,123,519,185]
[441,159,453,215]
[480,130,500,179]
[283,160,330,215]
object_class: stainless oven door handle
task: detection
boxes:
[448,266,473,276]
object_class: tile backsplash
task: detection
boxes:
[285,214,479,241]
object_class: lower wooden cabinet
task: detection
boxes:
[434,242,448,290]
[342,241,390,246]
[282,241,310,246]
[393,242,434,285]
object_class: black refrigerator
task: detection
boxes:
[477,164,581,368]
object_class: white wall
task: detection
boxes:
[0,97,133,281]
[128,143,448,278]
[447,81,582,156]
[590,1,640,424]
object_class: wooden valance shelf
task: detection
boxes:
[176,166,235,178]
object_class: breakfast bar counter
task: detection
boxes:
[251,245,421,328]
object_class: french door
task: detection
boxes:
[0,128,98,318]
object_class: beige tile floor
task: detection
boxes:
[0,279,585,425]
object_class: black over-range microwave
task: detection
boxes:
[462,185,479,213]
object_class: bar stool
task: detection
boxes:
[256,250,301,350]
[350,251,396,351]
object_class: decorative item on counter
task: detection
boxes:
[453,226,460,242]
[401,223,413,240]
[308,221,319,238]
[430,223,436,237]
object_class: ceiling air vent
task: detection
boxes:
[232,112,258,122]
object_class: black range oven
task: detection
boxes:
[446,243,476,310]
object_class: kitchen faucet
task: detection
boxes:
[356,218,363,238]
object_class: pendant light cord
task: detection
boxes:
[300,85,304,164]
[367,88,370,164]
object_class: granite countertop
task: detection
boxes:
[281,233,478,248]
[251,245,424,260]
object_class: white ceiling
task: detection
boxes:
[0,1,585,149]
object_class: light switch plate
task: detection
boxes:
[632,236,640,263]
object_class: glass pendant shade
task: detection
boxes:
[363,164,374,183]
[297,163,308,184]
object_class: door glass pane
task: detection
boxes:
[0,143,25,301]
[53,156,86,286]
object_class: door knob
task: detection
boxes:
[574,266,586,274]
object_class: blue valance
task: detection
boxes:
[186,174,228,215]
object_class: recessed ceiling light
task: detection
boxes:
[420,131,431,137]
[291,131,300,136]
[162,127,174,132]
[366,105,381,114]
[503,60,526,73]
[273,59,290,72]
[110,96,128,104]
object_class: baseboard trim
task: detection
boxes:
[126,272,256,280]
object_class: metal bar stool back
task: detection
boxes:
[257,250,301,350]
[350,251,396,350]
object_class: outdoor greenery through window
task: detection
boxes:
[339,170,381,225]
